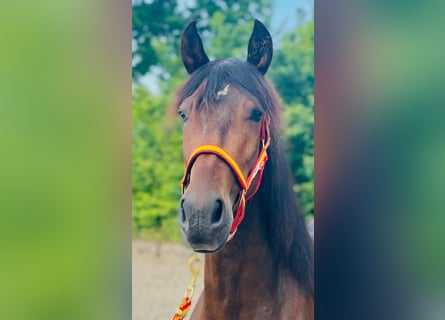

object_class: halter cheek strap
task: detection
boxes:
[181,118,271,241]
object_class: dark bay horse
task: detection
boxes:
[175,20,314,319]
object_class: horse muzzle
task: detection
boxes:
[179,191,233,252]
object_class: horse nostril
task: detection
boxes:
[180,198,187,224]
[211,199,224,225]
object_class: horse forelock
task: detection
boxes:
[176,59,280,123]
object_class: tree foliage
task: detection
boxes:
[132,0,185,79]
[269,19,314,106]
[132,2,314,237]
[132,86,183,239]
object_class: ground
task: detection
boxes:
[132,239,204,320]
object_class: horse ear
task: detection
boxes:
[247,20,273,75]
[181,21,209,74]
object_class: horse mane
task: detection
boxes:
[175,58,314,295]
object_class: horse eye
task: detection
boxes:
[178,110,187,122]
[249,108,263,122]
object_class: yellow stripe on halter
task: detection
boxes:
[186,144,248,190]
[245,149,268,187]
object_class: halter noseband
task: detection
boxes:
[181,117,271,241]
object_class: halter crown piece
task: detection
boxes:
[181,117,271,241]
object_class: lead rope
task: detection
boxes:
[171,255,201,320]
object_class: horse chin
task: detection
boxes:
[183,226,230,253]
[193,247,222,254]
[186,234,229,253]
[191,238,228,253]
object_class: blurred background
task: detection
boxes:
[131,1,313,318]
[0,1,131,320]
[315,1,445,319]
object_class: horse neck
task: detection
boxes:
[199,139,314,318]
[201,199,294,318]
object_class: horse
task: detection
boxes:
[175,20,314,319]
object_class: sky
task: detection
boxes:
[271,0,313,36]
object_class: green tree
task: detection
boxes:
[132,0,186,79]
[132,86,184,239]
[269,19,314,105]
[284,101,314,216]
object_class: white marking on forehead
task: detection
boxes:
[216,84,230,99]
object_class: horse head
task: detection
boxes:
[177,20,273,252]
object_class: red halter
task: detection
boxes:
[181,117,271,241]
